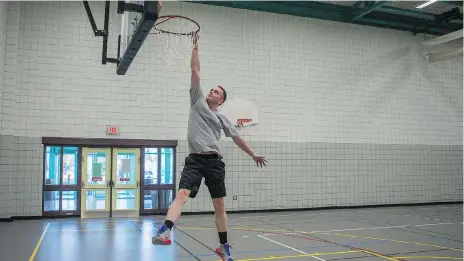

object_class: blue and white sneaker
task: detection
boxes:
[215,243,233,261]
[152,225,171,245]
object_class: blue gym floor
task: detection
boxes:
[1,204,462,261]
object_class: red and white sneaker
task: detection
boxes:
[152,225,172,245]
[215,243,234,261]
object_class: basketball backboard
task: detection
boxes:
[220,98,259,128]
[421,29,463,62]
[83,0,161,75]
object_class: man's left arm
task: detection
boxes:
[220,115,267,167]
[231,136,267,167]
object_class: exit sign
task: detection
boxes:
[106,125,119,135]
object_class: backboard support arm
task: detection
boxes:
[83,1,120,65]
[117,1,144,14]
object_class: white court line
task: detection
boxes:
[261,222,458,236]
[47,228,116,232]
[237,208,417,219]
[47,220,138,225]
[257,235,326,261]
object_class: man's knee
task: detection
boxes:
[175,189,191,204]
[213,198,226,213]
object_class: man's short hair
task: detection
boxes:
[217,85,227,104]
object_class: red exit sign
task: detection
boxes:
[106,125,119,135]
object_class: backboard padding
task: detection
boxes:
[117,0,160,75]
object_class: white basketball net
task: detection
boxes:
[152,16,200,72]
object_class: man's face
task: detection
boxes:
[206,86,224,105]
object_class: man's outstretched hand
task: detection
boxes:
[252,155,267,167]
[192,32,199,48]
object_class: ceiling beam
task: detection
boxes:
[443,1,463,7]
[189,1,458,35]
[368,10,462,31]
[379,6,436,19]
[359,17,453,34]
[351,1,389,21]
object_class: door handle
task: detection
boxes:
[136,181,140,187]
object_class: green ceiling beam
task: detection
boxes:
[353,1,365,9]
[351,1,389,21]
[194,1,350,21]
[443,1,463,7]
[380,6,436,19]
[368,9,461,31]
[359,17,452,34]
[189,1,458,35]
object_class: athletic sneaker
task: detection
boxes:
[215,243,233,261]
[152,224,172,245]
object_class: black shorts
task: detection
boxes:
[178,153,226,199]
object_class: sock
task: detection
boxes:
[164,220,174,230]
[218,231,228,245]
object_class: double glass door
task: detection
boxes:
[81,147,140,218]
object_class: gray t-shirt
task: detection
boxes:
[187,85,239,157]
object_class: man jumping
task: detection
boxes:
[152,34,267,261]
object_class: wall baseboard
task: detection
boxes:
[175,201,464,216]
[1,201,462,221]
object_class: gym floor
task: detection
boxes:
[1,204,462,261]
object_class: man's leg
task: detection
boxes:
[153,155,203,245]
[203,156,233,261]
[213,197,228,244]
[166,189,191,224]
[212,197,233,261]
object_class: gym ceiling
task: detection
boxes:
[192,1,463,36]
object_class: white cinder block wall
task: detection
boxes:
[0,1,10,218]
[1,1,462,217]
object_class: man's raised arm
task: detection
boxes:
[191,33,200,90]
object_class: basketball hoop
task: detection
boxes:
[152,15,200,71]
[236,118,252,127]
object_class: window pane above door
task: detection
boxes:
[63,147,78,185]
[160,148,174,185]
[45,146,61,185]
[144,148,158,185]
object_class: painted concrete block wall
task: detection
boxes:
[0,1,9,218]
[2,1,463,217]
[2,1,21,218]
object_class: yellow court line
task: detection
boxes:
[28,223,50,261]
[360,249,401,261]
[172,226,464,253]
[214,226,463,253]
[44,224,463,254]
[321,232,464,252]
[177,226,290,232]
[393,256,464,260]
[213,250,359,261]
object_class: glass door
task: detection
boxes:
[42,146,80,217]
[81,147,111,218]
[111,148,141,217]
[140,147,176,214]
